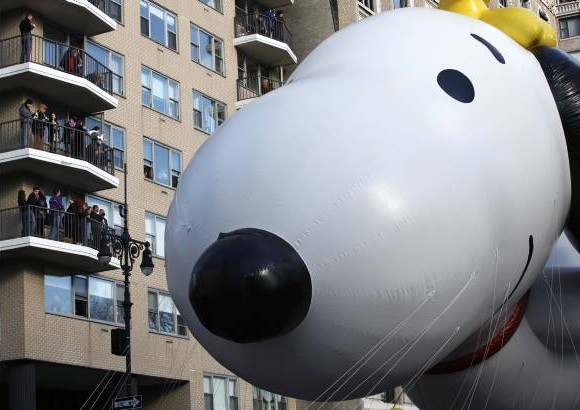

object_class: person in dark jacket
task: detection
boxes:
[89,204,102,248]
[19,99,34,147]
[49,189,64,240]
[63,118,76,155]
[73,119,87,159]
[19,14,35,63]
[27,187,46,237]
[18,189,34,236]
[49,113,60,152]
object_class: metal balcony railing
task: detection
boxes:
[0,205,115,252]
[0,118,115,176]
[554,0,580,16]
[0,34,113,94]
[88,0,122,22]
[234,11,293,49]
[237,75,284,101]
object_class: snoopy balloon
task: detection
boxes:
[166,0,580,407]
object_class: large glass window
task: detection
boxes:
[44,275,123,324]
[86,195,125,236]
[145,212,167,258]
[140,0,177,50]
[205,375,238,410]
[147,289,187,336]
[199,0,223,12]
[86,41,124,95]
[560,16,580,39]
[141,66,180,119]
[253,388,287,410]
[191,24,224,74]
[86,117,125,169]
[45,275,72,315]
[143,139,181,188]
[193,91,226,134]
[109,0,123,23]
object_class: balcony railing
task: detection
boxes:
[237,75,284,101]
[554,0,580,15]
[0,118,115,176]
[234,11,293,49]
[88,0,122,22]
[0,34,113,95]
[0,205,114,252]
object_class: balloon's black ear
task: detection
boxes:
[532,47,580,251]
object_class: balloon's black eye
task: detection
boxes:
[437,69,475,103]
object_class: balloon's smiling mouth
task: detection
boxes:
[494,235,534,314]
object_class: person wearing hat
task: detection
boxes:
[19,98,34,147]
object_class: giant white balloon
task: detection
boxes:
[166,7,571,401]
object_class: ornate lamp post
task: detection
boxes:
[97,163,154,396]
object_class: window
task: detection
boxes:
[141,66,180,118]
[253,387,286,410]
[44,275,124,324]
[145,212,166,258]
[143,139,181,188]
[86,41,124,95]
[86,117,125,169]
[191,24,224,74]
[147,289,187,336]
[560,16,580,39]
[86,195,125,236]
[205,375,238,410]
[358,0,375,10]
[193,91,226,134]
[140,0,177,50]
[109,0,123,23]
[199,0,222,12]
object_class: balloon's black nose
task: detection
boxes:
[190,228,312,343]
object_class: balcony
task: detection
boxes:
[1,0,117,36]
[234,12,297,66]
[237,75,284,107]
[0,118,118,191]
[0,205,119,273]
[554,0,580,16]
[0,35,118,114]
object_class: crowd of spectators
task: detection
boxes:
[18,187,109,247]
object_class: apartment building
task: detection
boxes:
[553,0,580,59]
[0,0,299,408]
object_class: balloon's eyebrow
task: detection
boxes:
[470,33,506,64]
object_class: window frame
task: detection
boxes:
[141,66,180,119]
[147,288,188,337]
[190,23,225,74]
[86,40,125,96]
[140,0,178,51]
[144,211,167,258]
[193,90,227,134]
[143,138,182,188]
[198,0,223,13]
[44,274,125,326]
[252,387,287,410]
[560,16,580,39]
[204,374,238,410]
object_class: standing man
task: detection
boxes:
[19,98,34,147]
[49,189,64,240]
[19,14,35,63]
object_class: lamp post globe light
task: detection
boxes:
[97,163,154,396]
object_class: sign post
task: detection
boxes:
[112,395,142,409]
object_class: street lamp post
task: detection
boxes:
[98,163,154,397]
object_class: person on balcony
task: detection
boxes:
[18,190,34,237]
[27,187,46,238]
[33,103,49,148]
[19,14,35,63]
[19,98,34,148]
[89,205,102,248]
[61,47,83,76]
[49,113,60,152]
[49,189,64,241]
[73,119,88,160]
[63,117,76,155]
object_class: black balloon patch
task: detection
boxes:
[190,228,312,343]
[437,69,475,103]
